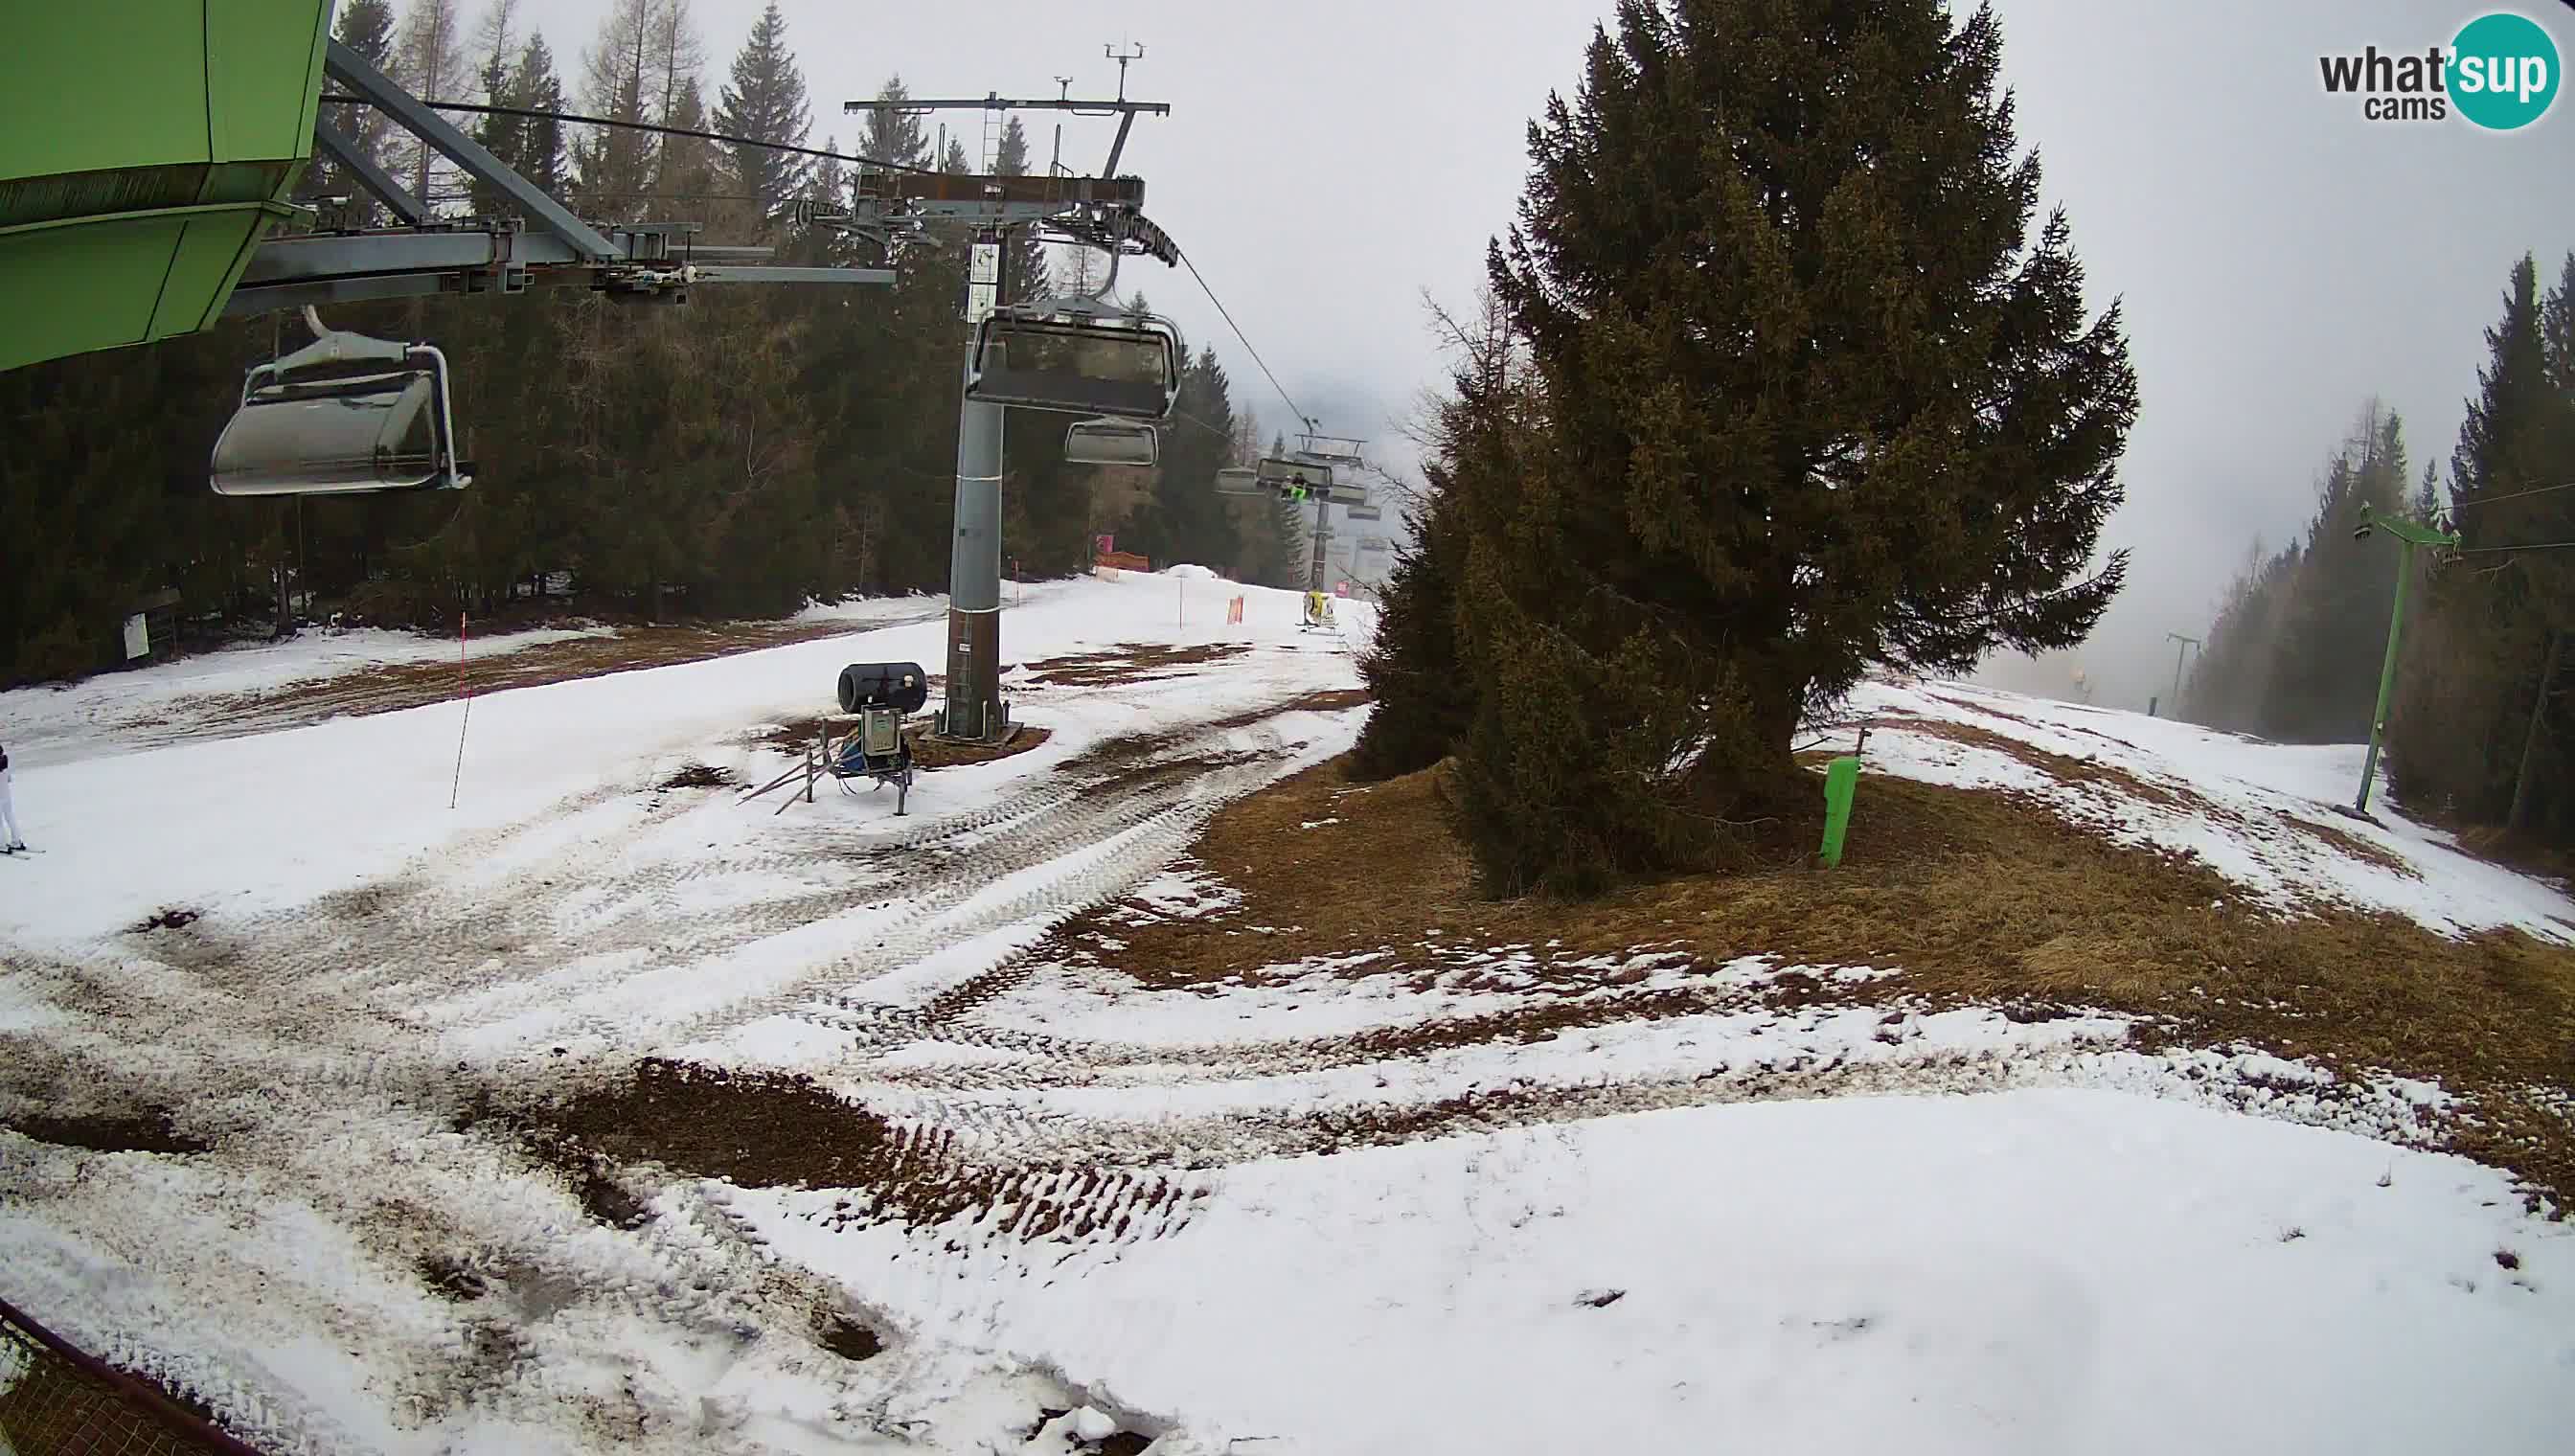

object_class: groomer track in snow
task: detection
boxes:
[3,573,2572,1456]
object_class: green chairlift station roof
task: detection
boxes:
[0,2,331,375]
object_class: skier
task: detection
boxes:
[0,739,23,853]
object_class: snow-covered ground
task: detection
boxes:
[0,591,964,772]
[1829,677,2575,942]
[3,580,2571,1456]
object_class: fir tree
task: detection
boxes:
[992,117,1052,304]
[300,0,401,226]
[713,1,811,224]
[464,0,522,218]
[858,76,930,171]
[1447,0,2136,891]
[1121,349,1246,570]
[1350,477,1470,779]
[512,34,569,197]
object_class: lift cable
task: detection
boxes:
[1173,246,1310,437]
[319,93,951,177]
[2447,480,2575,511]
[2454,538,2575,555]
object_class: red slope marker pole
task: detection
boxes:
[448,609,473,810]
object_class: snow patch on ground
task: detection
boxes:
[738,1088,2575,1456]
[1831,678,2575,941]
[1109,863,1245,923]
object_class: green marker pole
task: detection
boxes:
[2351,504,2459,816]
[1819,756,1861,867]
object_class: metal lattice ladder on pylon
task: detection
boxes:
[980,99,1006,175]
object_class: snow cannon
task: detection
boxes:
[838,663,929,716]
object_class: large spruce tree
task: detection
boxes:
[1446,0,2135,892]
[713,1,811,225]
[297,0,400,227]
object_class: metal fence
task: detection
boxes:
[0,1297,256,1456]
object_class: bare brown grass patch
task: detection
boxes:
[1885,717,2197,812]
[1023,642,1250,688]
[2284,814,2422,879]
[1055,754,2575,1209]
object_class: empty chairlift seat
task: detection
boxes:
[1345,501,1383,521]
[212,321,470,497]
[966,308,1182,421]
[1295,434,1366,465]
[1063,418,1159,466]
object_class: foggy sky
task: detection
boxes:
[496,0,2574,704]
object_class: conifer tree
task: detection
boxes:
[1447,0,2136,891]
[712,1,811,225]
[858,77,931,171]
[992,118,1052,303]
[300,0,401,227]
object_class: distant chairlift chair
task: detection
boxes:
[829,661,930,815]
[1063,417,1159,466]
[211,307,471,496]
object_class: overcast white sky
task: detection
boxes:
[495,0,2574,703]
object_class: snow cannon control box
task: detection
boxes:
[838,662,929,717]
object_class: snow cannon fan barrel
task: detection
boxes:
[838,663,928,716]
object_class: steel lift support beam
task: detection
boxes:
[839,84,1178,744]
[236,39,894,316]
[323,38,619,262]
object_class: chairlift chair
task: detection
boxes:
[1213,466,1265,496]
[1295,433,1366,465]
[1064,418,1159,466]
[1324,480,1370,507]
[1345,501,1383,521]
[211,308,470,497]
[966,301,1183,421]
[1256,455,1334,493]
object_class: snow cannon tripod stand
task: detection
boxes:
[828,663,928,815]
[739,662,928,817]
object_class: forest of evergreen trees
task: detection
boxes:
[0,0,1306,687]
[2183,253,2575,849]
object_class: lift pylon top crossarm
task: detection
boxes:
[845,95,1172,117]
[2355,502,2462,550]
[856,172,1145,207]
[225,229,896,317]
[281,46,899,311]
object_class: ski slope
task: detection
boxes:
[1831,677,2575,941]
[2,573,2570,1456]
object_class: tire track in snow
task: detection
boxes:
[0,675,1371,1451]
